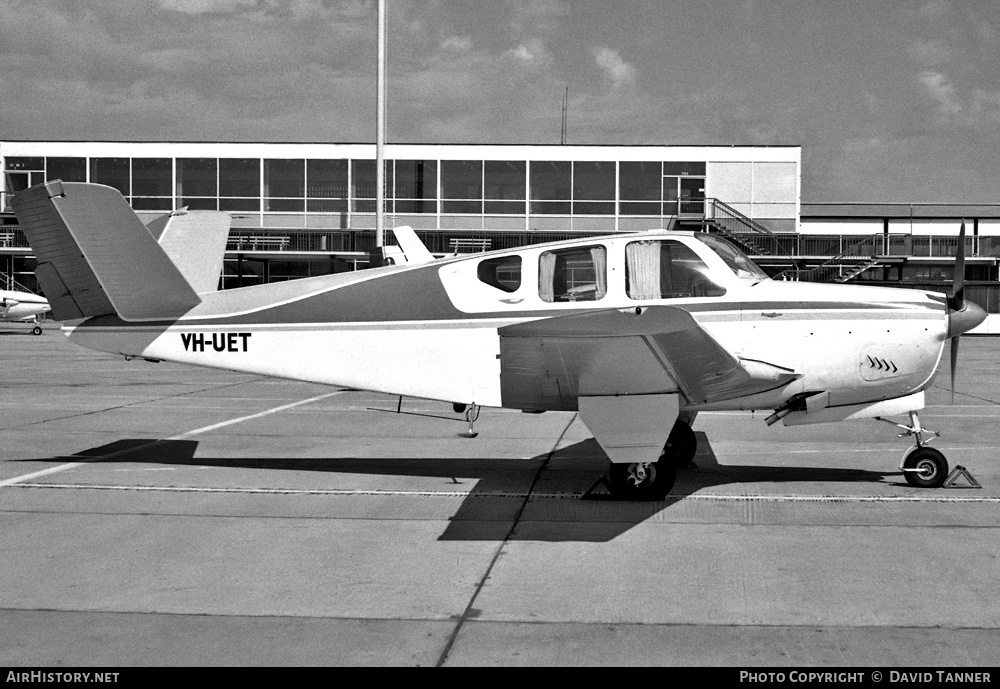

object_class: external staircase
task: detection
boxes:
[677,198,885,283]
[1,271,39,294]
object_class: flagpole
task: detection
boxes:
[375,0,386,262]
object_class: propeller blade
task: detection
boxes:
[950,335,960,404]
[948,219,967,312]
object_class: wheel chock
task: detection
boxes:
[943,465,982,489]
[581,474,615,500]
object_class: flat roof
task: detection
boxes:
[0,140,802,163]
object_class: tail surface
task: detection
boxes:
[11,181,201,321]
[390,225,436,265]
[145,208,231,294]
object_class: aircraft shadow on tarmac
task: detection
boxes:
[34,433,896,542]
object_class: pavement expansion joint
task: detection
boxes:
[8,482,1000,503]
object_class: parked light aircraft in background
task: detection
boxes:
[1,279,49,335]
[12,181,987,499]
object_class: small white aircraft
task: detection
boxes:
[12,181,987,499]
[1,280,50,335]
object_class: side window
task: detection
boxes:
[626,240,726,299]
[477,255,522,293]
[538,246,607,302]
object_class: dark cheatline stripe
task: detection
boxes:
[73,259,946,331]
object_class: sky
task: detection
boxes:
[2,0,999,203]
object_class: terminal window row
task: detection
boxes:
[3,157,706,215]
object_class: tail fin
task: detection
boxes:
[145,209,231,294]
[390,225,436,265]
[11,181,200,321]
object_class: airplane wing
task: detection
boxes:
[498,305,798,411]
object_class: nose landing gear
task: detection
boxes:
[877,411,948,488]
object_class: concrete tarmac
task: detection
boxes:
[1,323,999,667]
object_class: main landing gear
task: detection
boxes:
[878,411,948,488]
[604,419,697,500]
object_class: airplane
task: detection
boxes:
[11,180,987,499]
[1,277,50,335]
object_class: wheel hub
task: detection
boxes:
[627,463,652,486]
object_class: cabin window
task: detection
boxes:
[538,246,607,302]
[477,256,522,293]
[625,240,725,299]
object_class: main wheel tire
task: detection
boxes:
[661,420,697,468]
[31,325,42,336]
[607,461,676,501]
[902,446,949,488]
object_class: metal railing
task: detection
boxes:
[722,232,991,259]
[0,228,29,249]
[3,218,997,263]
[1,271,38,294]
[703,198,774,235]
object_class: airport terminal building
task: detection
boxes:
[1,140,997,329]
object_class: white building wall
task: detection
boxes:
[706,158,801,231]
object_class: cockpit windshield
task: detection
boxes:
[694,234,769,282]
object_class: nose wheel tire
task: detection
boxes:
[902,446,948,488]
[607,461,676,501]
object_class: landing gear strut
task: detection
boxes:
[602,419,694,500]
[878,411,948,488]
[458,403,480,438]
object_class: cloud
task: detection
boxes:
[916,0,951,20]
[504,39,552,69]
[592,47,637,90]
[907,39,955,67]
[914,71,1000,128]
[441,35,473,53]
[918,70,962,118]
[507,0,568,37]
[158,0,257,14]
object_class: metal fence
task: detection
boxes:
[725,232,998,258]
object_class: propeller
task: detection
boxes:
[948,220,967,314]
[945,220,986,402]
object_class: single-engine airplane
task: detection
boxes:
[11,181,987,499]
[1,278,50,335]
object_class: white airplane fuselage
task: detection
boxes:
[1,289,50,322]
[64,232,950,422]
